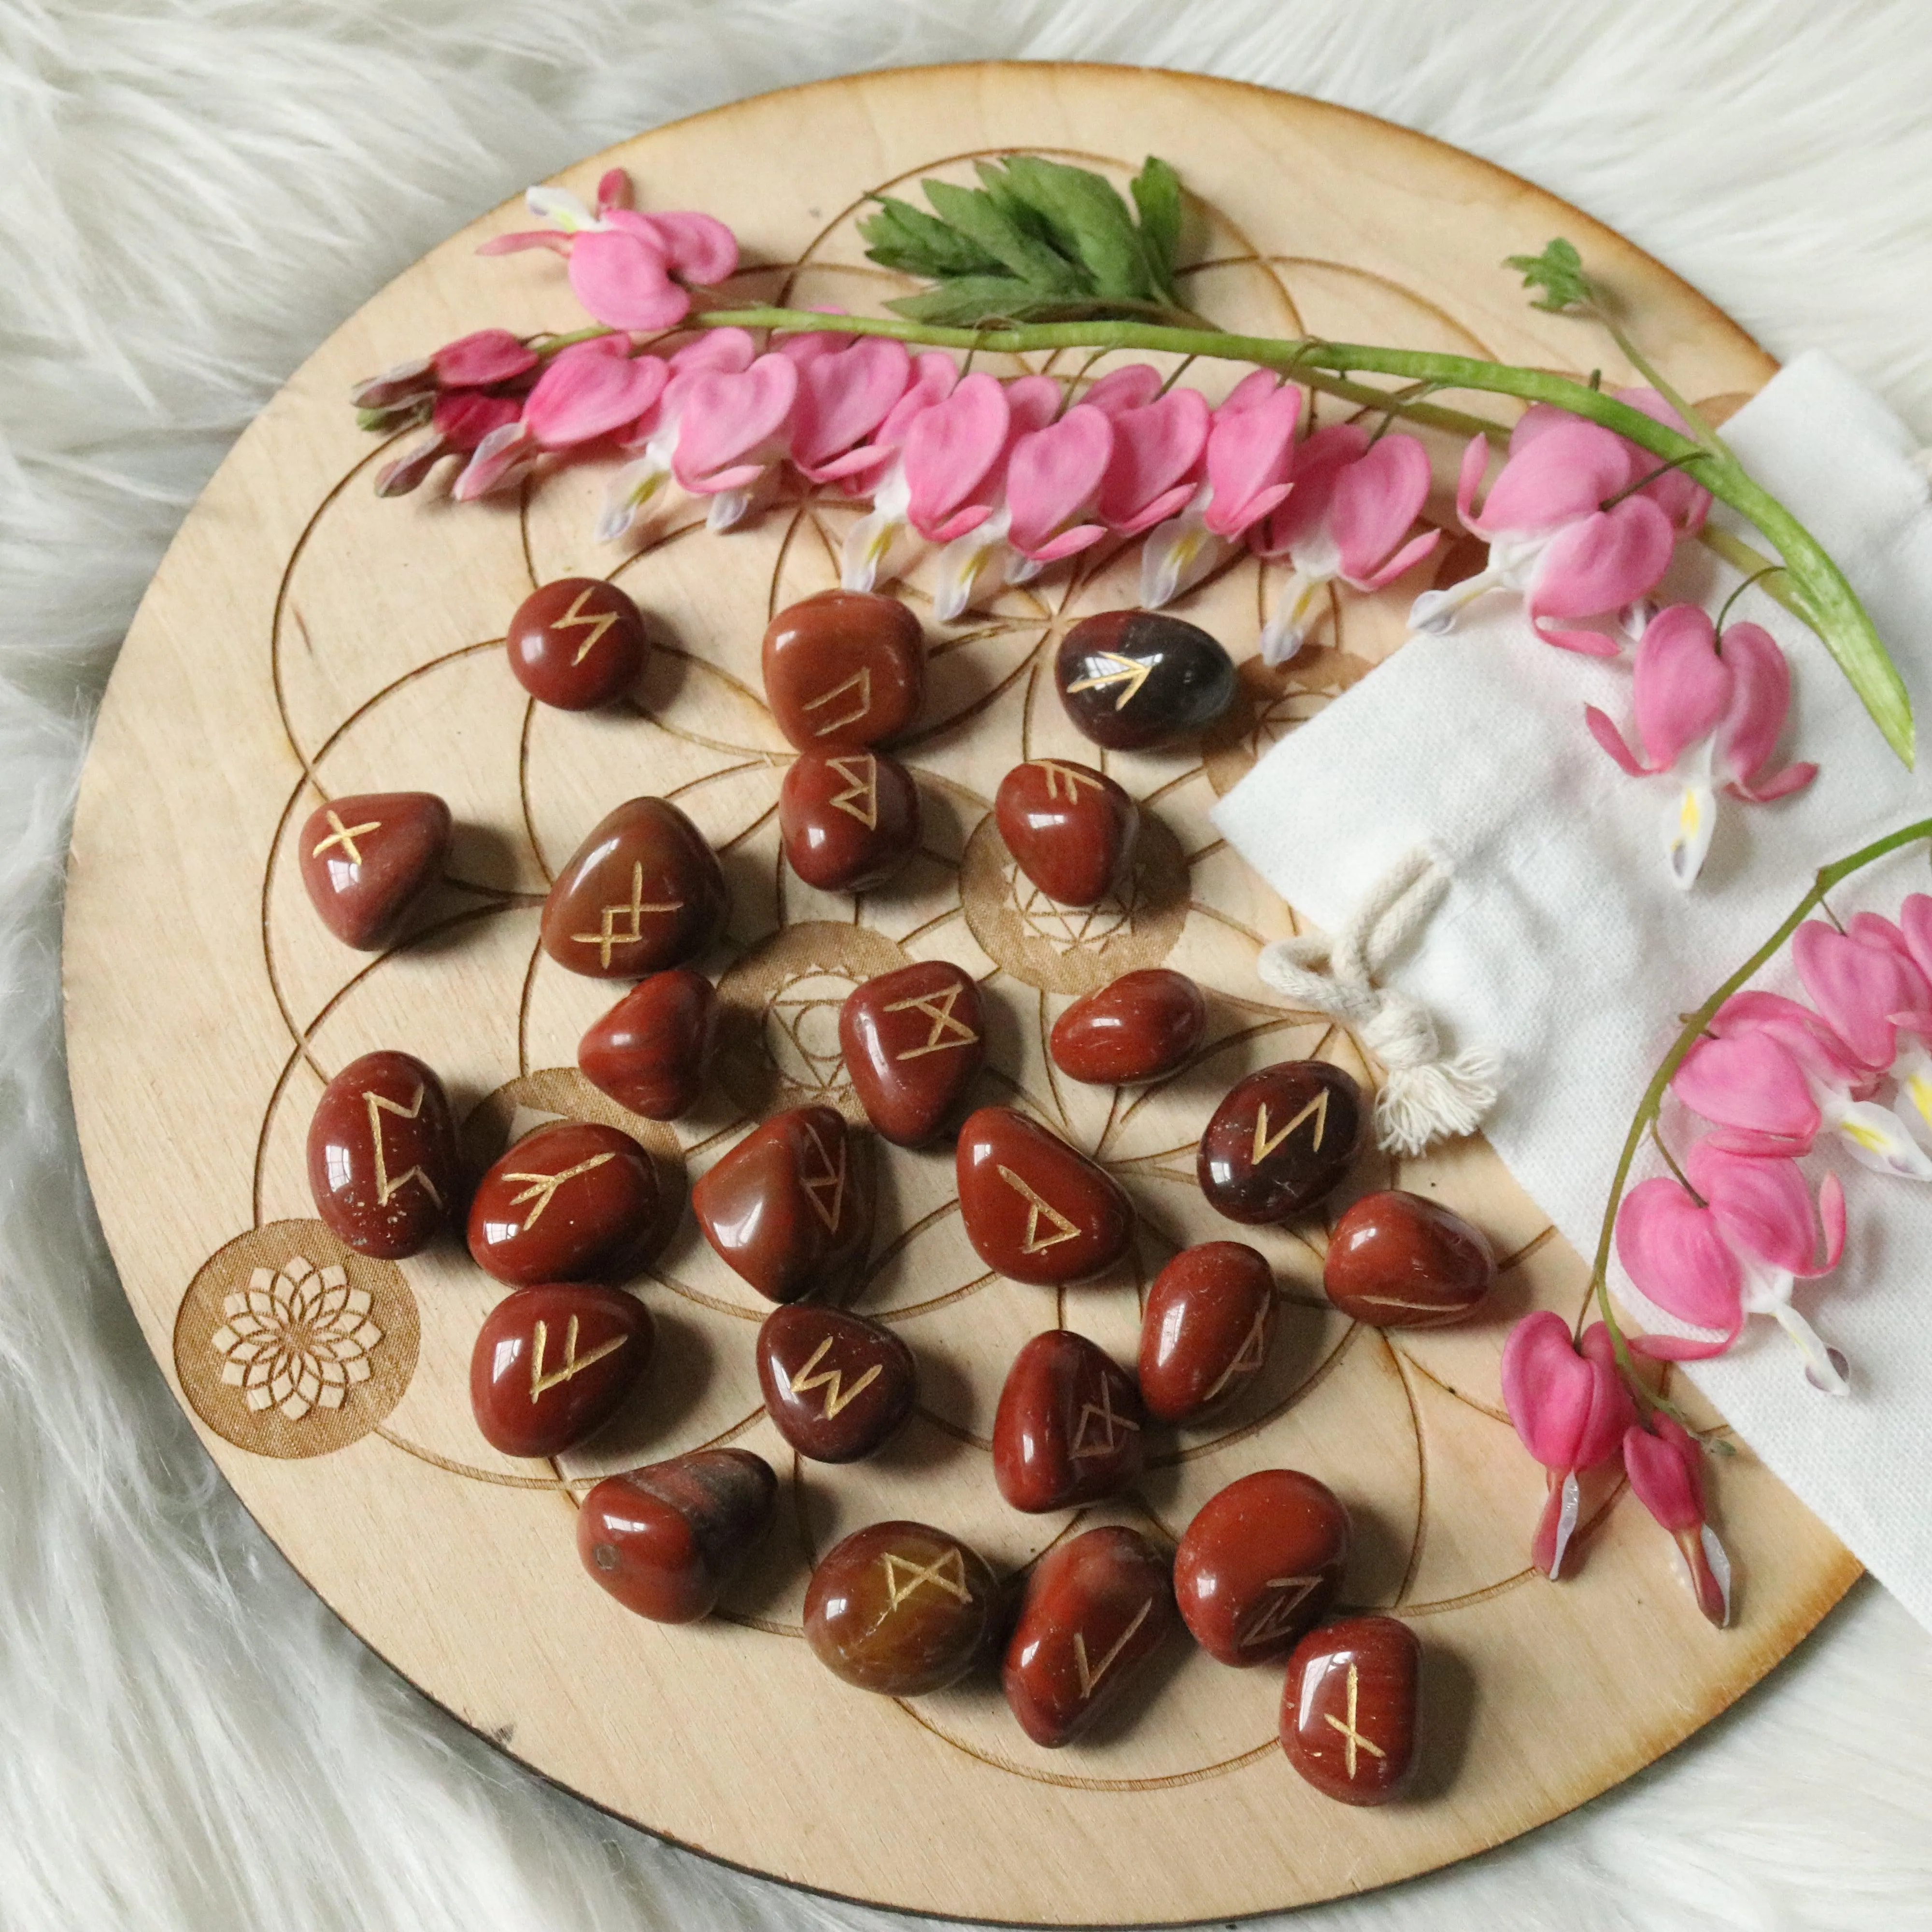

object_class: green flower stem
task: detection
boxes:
[689,304,1913,767]
[1582,816,1932,1394]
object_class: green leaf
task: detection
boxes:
[996,155,1154,302]
[857,195,1004,280]
[1130,156,1183,303]
[921,179,1089,294]
[884,277,1063,327]
[1505,237,1598,313]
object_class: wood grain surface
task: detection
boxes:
[62,61,1857,1926]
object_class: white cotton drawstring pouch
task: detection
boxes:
[1212,350,1932,1629]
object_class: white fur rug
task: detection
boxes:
[5,3,1932,1927]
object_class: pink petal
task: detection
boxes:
[1818,1173,1847,1271]
[610,208,739,287]
[1686,1142,1824,1275]
[1257,422,1369,558]
[596,169,634,214]
[1501,1312,1635,1473]
[1710,990,1869,1093]
[1850,911,1911,958]
[670,355,799,491]
[1467,418,1634,538]
[1330,433,1436,584]
[1526,497,1676,653]
[523,343,669,447]
[475,230,571,257]
[669,328,757,377]
[1454,434,1491,527]
[1900,895,1932,986]
[1617,1176,1744,1332]
[903,372,1010,539]
[568,227,688,331]
[1007,404,1115,556]
[1672,1032,1821,1151]
[790,336,913,473]
[1506,401,1579,454]
[1082,364,1165,415]
[1202,380,1301,537]
[1346,526,1441,593]
[431,329,538,388]
[1096,387,1210,531]
[374,436,450,497]
[872,351,958,448]
[1629,1322,1744,1362]
[1715,621,1812,801]
[1584,702,1650,775]
[1622,1416,1705,1534]
[1793,920,1931,1072]
[1003,375,1063,441]
[1613,387,1711,533]
[432,388,524,451]
[1219,369,1283,414]
[451,422,536,499]
[1630,604,1732,768]
[1027,524,1108,562]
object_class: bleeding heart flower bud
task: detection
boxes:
[1623,1416,1731,1626]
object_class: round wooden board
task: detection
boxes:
[64,61,1856,1927]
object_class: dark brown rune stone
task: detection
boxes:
[1054,609,1236,750]
[1196,1061,1366,1224]
[756,1303,916,1462]
[992,1329,1145,1513]
[805,1520,999,1694]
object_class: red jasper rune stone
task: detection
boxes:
[1281,1614,1421,1805]
[1050,968,1207,1085]
[306,1049,459,1259]
[756,1304,916,1462]
[994,759,1138,908]
[780,750,922,893]
[838,961,986,1148]
[805,1520,999,1695]
[1197,1061,1366,1225]
[467,1119,660,1286]
[1323,1190,1496,1329]
[1174,1470,1350,1667]
[1138,1241,1276,1424]
[763,589,924,751]
[691,1106,867,1303]
[507,576,648,710]
[539,797,727,980]
[578,968,717,1120]
[469,1283,654,1458]
[578,1449,777,1623]
[1003,1525,1178,1747]
[956,1107,1134,1287]
[298,791,451,951]
[992,1330,1145,1513]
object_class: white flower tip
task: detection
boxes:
[1664,782,1717,891]
[1407,588,1456,635]
[1700,1524,1735,1626]
[706,487,752,533]
[1548,1468,1582,1580]
[1805,1345,1851,1397]
[1257,614,1302,668]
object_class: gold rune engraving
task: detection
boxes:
[802,668,873,736]
[825,754,879,829]
[363,1085,443,1208]
[528,1314,627,1402]
[1199,1302,1270,1403]
[783,1335,881,1419]
[798,1121,848,1233]
[312,810,381,864]
[1323,1662,1386,1780]
[1073,1598,1153,1699]
[1253,1088,1329,1165]
[883,980,979,1061]
[1034,759,1101,800]
[995,1165,1082,1254]
[570,860,685,969]
[880,1545,971,1610]
[1237,1576,1321,1649]
[502,1152,618,1230]
[1065,651,1152,710]
[1354,1293,1455,1313]
[1069,1374,1140,1459]
[554,583,619,665]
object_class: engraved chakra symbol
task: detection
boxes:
[209,1256,384,1422]
[1009,865,1136,954]
[765,968,861,1096]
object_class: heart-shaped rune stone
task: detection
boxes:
[539,797,728,980]
[1050,968,1207,1085]
[756,1304,916,1462]
[994,759,1138,908]
[306,1049,459,1259]
[763,589,924,751]
[577,967,717,1120]
[1002,1525,1178,1747]
[577,1448,777,1623]
[992,1329,1145,1512]
[298,791,451,951]
[690,1106,868,1302]
[1323,1190,1495,1328]
[1054,608,1236,751]
[1281,1614,1421,1805]
[1197,1061,1366,1224]
[469,1283,654,1457]
[779,749,922,892]
[507,576,648,710]
[1138,1240,1277,1423]
[956,1107,1134,1285]
[838,961,986,1147]
[805,1520,999,1695]
[467,1119,660,1285]
[1174,1469,1350,1666]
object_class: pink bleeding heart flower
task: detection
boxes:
[925,376,1063,621]
[785,335,914,483]
[1081,364,1166,415]
[1501,1313,1637,1579]
[597,329,759,540]
[1584,605,1817,889]
[1095,385,1211,536]
[666,352,799,528]
[1409,417,1676,653]
[1671,1027,1824,1158]
[1005,403,1115,563]
[1254,425,1441,662]
[838,352,962,591]
[1618,1140,1847,1393]
[1612,389,1713,535]
[376,388,527,497]
[1622,1416,1730,1625]
[1140,372,1300,608]
[903,372,1013,544]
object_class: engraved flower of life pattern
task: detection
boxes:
[249,146,1605,1789]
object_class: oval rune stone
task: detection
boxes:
[994,758,1138,908]
[539,796,728,980]
[1054,609,1236,751]
[838,961,986,1148]
[467,1119,660,1285]
[756,1303,916,1462]
[763,589,924,752]
[507,576,648,711]
[1050,968,1207,1086]
[1281,1614,1421,1806]
[1138,1240,1277,1423]
[805,1520,999,1695]
[298,790,451,951]
[1197,1061,1366,1224]
[577,967,718,1121]
[956,1106,1135,1286]
[306,1049,459,1259]
[780,749,922,893]
[992,1329,1145,1514]
[1324,1190,1495,1329]
[469,1282,654,1458]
